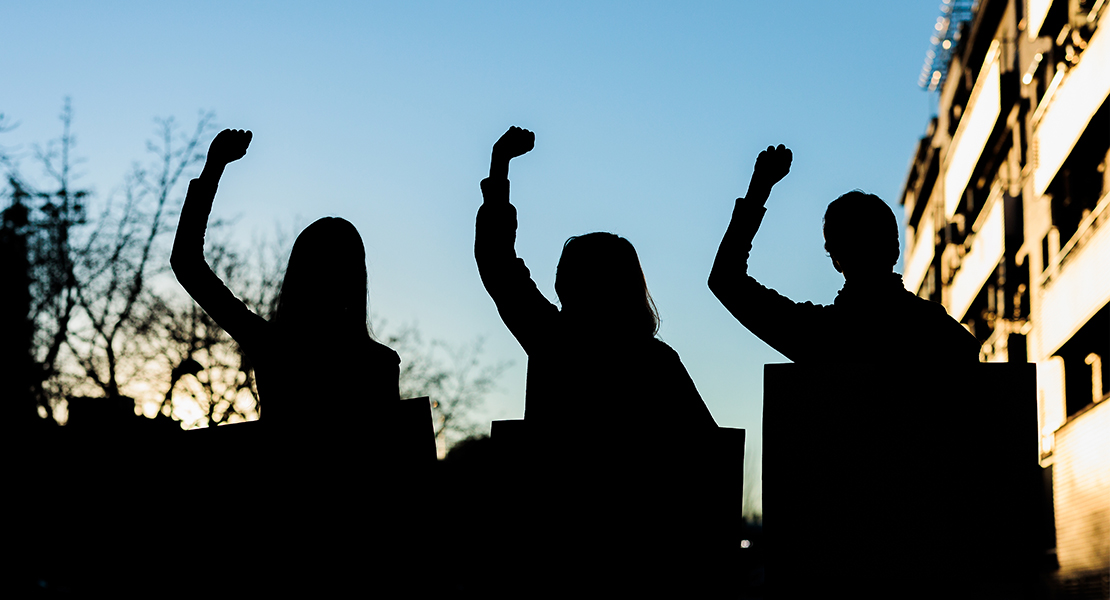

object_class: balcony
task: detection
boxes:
[943,39,1003,219]
[1035,192,1110,358]
[1032,22,1110,198]
[946,183,1006,321]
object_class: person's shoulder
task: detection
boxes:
[901,291,982,357]
[368,337,402,365]
[645,337,687,362]
[902,289,951,315]
[903,291,968,330]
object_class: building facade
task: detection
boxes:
[900,0,1109,596]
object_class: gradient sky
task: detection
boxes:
[3,1,947,514]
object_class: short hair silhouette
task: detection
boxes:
[273,216,370,335]
[554,232,660,337]
[822,191,899,272]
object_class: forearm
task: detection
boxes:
[710,171,778,288]
[489,151,510,182]
[172,154,235,295]
[710,197,765,285]
[171,181,215,272]
[741,178,772,211]
[171,162,267,348]
[198,160,226,186]
[172,158,227,258]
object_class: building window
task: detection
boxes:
[1055,302,1110,417]
[1045,98,1110,251]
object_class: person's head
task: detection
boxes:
[274,217,369,336]
[554,232,659,337]
[823,191,899,278]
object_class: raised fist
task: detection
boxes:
[492,126,535,161]
[750,144,792,191]
[207,129,252,166]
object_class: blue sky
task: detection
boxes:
[3,1,945,514]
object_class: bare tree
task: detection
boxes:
[65,113,214,407]
[1,100,217,423]
[154,229,285,428]
[383,323,511,457]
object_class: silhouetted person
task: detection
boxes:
[475,126,717,443]
[709,145,980,363]
[171,130,400,430]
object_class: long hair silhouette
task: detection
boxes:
[273,217,371,337]
[554,232,659,337]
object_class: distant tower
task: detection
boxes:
[0,186,42,428]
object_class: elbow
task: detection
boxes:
[708,266,745,308]
[169,245,192,282]
[473,244,488,272]
[707,268,726,299]
[169,248,184,275]
[708,249,745,300]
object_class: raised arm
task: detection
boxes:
[708,145,832,361]
[708,144,792,292]
[170,129,268,352]
[475,127,559,354]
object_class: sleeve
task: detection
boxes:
[170,178,269,355]
[707,201,830,363]
[474,177,560,355]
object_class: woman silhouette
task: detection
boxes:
[475,127,716,439]
[171,130,400,429]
